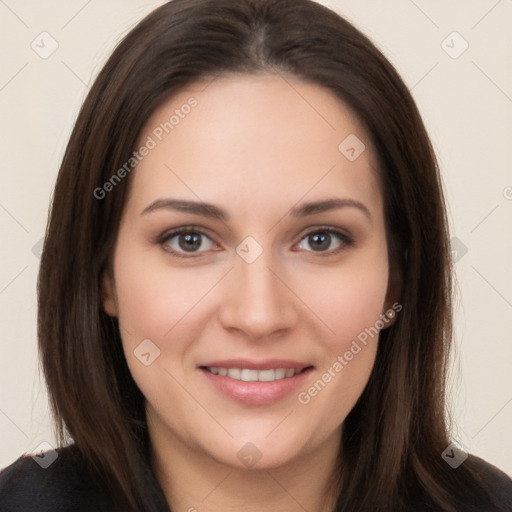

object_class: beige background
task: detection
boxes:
[1,0,511,475]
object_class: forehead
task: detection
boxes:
[127,72,382,217]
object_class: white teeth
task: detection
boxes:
[258,369,276,382]
[206,367,300,381]
[275,368,286,379]
[227,368,241,379]
[241,369,259,382]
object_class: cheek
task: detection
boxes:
[290,247,388,415]
[293,274,385,435]
[293,254,389,346]
[112,246,227,386]
[111,253,208,407]
[113,244,207,336]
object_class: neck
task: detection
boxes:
[149,420,342,512]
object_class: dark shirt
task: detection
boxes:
[0,445,511,511]
[0,445,169,512]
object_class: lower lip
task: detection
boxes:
[200,367,314,405]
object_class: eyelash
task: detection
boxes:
[157,225,354,259]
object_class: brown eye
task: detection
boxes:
[306,232,332,251]
[163,230,215,255]
[178,232,202,251]
[297,229,352,253]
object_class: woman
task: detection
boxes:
[0,0,511,510]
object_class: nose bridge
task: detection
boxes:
[219,248,297,339]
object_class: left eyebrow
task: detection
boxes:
[290,198,372,222]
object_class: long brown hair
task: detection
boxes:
[38,0,497,510]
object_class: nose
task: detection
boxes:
[218,254,299,341]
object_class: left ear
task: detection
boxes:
[382,260,403,327]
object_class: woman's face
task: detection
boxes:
[103,73,398,470]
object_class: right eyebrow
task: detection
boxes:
[140,199,228,221]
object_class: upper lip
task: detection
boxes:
[199,359,313,371]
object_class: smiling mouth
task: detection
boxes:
[201,366,313,382]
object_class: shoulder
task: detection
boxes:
[0,445,103,512]
[466,454,512,510]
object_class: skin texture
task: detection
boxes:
[102,73,398,511]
